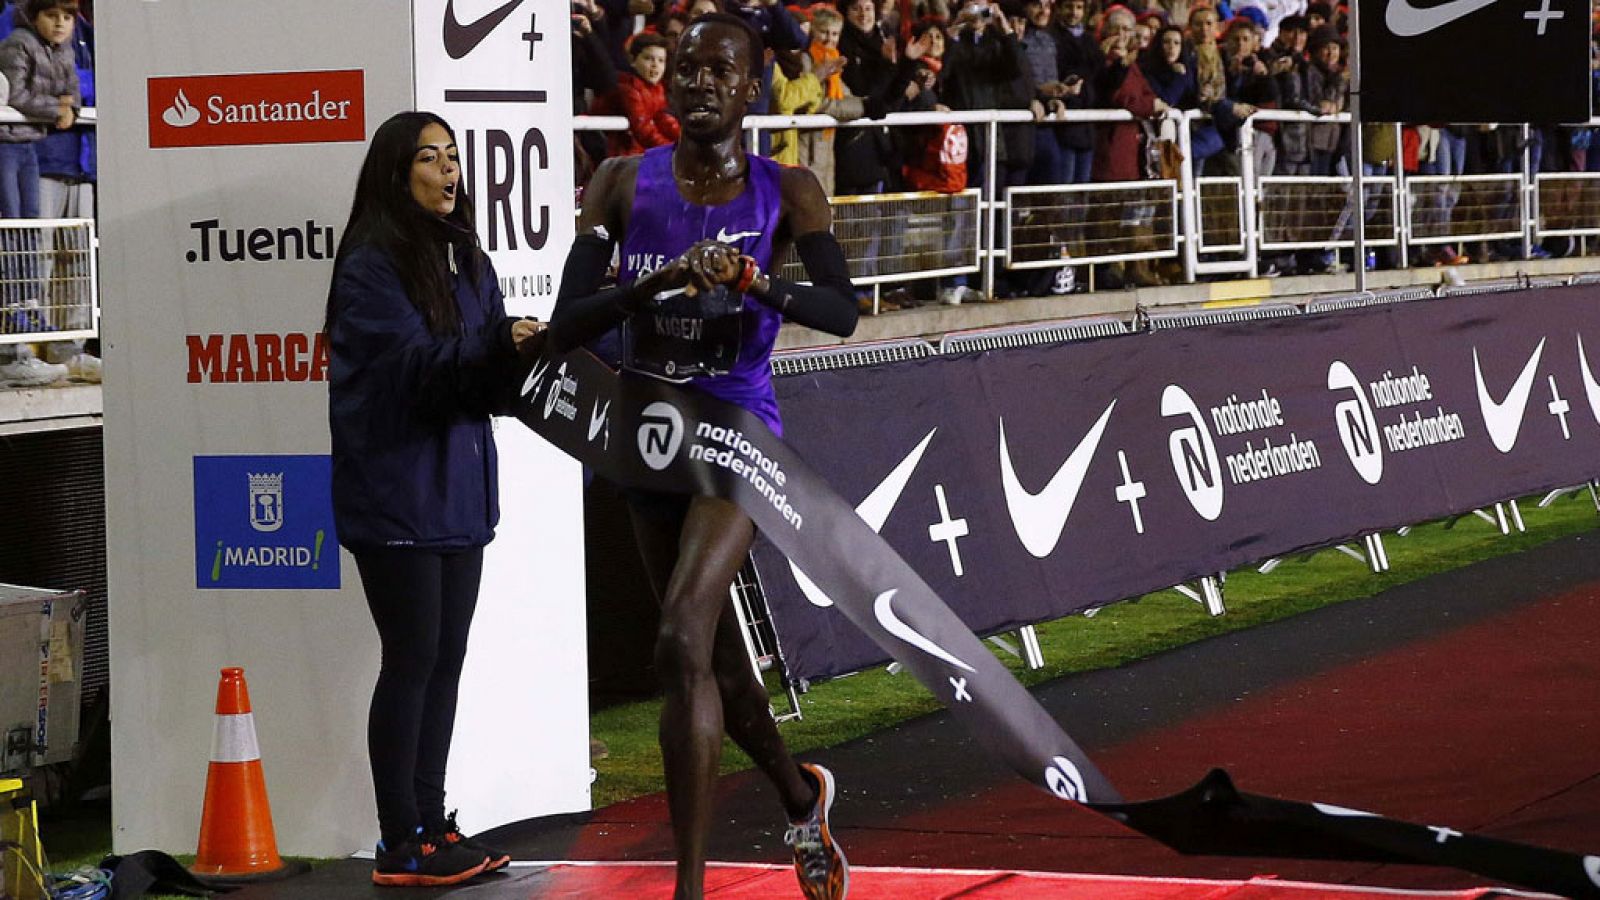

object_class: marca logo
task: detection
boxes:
[1327,361,1384,485]
[187,333,329,384]
[1161,384,1223,521]
[148,70,365,149]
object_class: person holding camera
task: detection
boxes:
[945,0,1035,194]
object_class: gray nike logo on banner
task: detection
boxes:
[1000,401,1117,558]
[1473,339,1544,454]
[792,429,936,608]
[1385,0,1499,36]
[443,0,526,59]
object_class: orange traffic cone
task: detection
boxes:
[191,667,302,883]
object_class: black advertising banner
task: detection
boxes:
[1359,0,1591,122]
[509,321,1600,896]
[753,284,1600,683]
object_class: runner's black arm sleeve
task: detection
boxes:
[754,231,858,337]
[548,234,644,353]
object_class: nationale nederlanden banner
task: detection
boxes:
[752,285,1600,681]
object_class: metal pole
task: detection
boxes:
[1394,122,1409,270]
[1240,116,1258,277]
[1349,0,1366,292]
[1177,108,1200,283]
[1521,123,1534,260]
[985,117,1000,299]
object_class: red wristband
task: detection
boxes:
[735,255,759,294]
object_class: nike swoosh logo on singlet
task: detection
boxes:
[1385,0,1499,37]
[716,227,762,246]
[443,0,525,59]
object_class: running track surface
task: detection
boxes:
[233,529,1600,898]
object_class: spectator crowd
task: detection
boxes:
[569,0,1600,306]
[0,0,97,386]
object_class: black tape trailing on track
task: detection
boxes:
[512,347,1600,899]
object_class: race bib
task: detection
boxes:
[621,286,745,382]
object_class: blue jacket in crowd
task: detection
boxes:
[327,242,518,552]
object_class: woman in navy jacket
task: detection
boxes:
[325,111,541,888]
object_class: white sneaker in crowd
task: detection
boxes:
[0,356,69,387]
[939,287,963,306]
[65,353,101,383]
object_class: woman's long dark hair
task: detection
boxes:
[325,111,484,337]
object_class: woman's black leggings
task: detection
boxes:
[354,545,484,847]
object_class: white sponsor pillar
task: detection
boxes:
[99,1,586,855]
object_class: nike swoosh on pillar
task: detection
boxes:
[443,0,526,59]
[1385,0,1499,36]
[1000,401,1116,558]
[872,589,974,672]
[1575,334,1600,427]
[791,429,936,608]
[1472,339,1544,454]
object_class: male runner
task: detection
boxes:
[548,13,859,900]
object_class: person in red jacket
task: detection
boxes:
[595,32,680,157]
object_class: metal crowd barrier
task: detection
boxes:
[0,107,98,348]
[0,218,100,346]
[575,111,1600,297]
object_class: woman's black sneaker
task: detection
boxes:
[438,811,512,873]
[371,832,488,887]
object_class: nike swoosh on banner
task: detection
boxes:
[1585,854,1600,887]
[588,400,611,441]
[873,589,974,672]
[1385,0,1499,36]
[1472,339,1544,454]
[1575,335,1600,427]
[1000,401,1116,558]
[443,0,525,59]
[791,429,936,608]
[715,227,762,245]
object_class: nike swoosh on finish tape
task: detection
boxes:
[791,429,936,608]
[1472,338,1544,454]
[1385,0,1499,37]
[873,589,974,672]
[443,0,525,59]
[1000,401,1116,559]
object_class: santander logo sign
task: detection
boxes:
[148,70,365,149]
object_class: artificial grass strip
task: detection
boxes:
[588,493,1600,807]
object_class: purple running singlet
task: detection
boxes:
[619,145,785,435]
